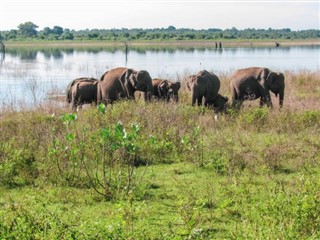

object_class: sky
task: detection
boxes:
[0,0,319,31]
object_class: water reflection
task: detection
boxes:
[6,44,312,61]
[5,45,222,59]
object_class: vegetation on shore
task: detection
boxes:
[0,70,319,239]
[1,22,319,43]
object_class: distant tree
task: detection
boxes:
[60,28,74,40]
[61,32,74,40]
[43,27,52,36]
[167,26,176,31]
[17,22,38,37]
[5,30,17,40]
[52,26,63,36]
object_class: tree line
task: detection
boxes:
[1,21,319,42]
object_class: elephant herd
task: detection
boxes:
[66,66,285,112]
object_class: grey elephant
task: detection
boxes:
[230,67,285,109]
[186,70,228,112]
[98,67,153,106]
[66,77,99,111]
[186,70,221,106]
[151,78,181,102]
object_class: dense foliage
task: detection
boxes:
[1,22,319,41]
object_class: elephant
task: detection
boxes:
[186,70,221,107]
[151,78,181,102]
[66,77,99,111]
[213,94,229,113]
[230,67,285,109]
[98,67,153,106]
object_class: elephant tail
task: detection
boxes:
[66,78,81,103]
[66,82,73,103]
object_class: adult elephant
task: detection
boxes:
[66,77,99,111]
[230,67,285,109]
[98,67,153,105]
[186,70,221,107]
[151,79,181,102]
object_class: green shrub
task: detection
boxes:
[0,141,37,187]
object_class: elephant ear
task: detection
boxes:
[266,72,278,85]
[175,82,181,91]
[159,80,168,89]
[186,76,196,91]
[157,80,167,95]
[277,72,285,82]
[121,68,135,87]
[136,70,150,87]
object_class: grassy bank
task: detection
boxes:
[4,38,320,48]
[0,71,319,239]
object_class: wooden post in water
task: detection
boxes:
[124,41,128,66]
[0,41,5,61]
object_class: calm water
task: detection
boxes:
[0,45,319,109]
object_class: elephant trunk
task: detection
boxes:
[279,88,284,108]
[145,81,153,102]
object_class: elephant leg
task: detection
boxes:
[204,99,211,108]
[77,104,83,112]
[266,96,273,108]
[260,96,273,108]
[233,99,243,110]
[231,88,241,109]
[259,98,265,107]
[71,99,77,111]
[191,92,198,106]
[197,97,203,106]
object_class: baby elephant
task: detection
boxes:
[66,77,99,111]
[213,94,229,113]
[152,79,181,102]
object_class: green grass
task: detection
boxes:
[0,71,320,239]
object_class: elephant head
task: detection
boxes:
[157,80,169,99]
[120,68,153,101]
[152,79,181,102]
[213,94,229,113]
[186,75,196,91]
[266,72,285,108]
[98,67,153,105]
[166,81,181,102]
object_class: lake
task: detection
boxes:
[0,44,319,109]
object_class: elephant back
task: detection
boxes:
[197,70,221,97]
[66,77,96,103]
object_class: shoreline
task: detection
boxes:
[4,39,320,48]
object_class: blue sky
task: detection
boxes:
[1,0,319,31]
